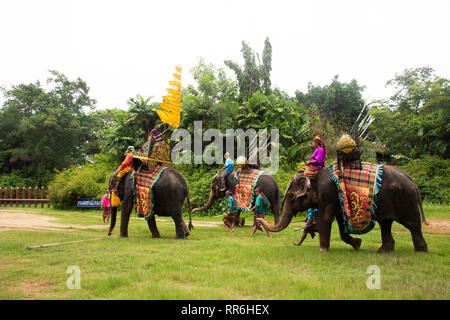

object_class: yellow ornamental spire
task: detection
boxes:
[156,66,182,128]
[169,80,182,90]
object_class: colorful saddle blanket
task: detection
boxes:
[328,162,384,235]
[132,166,167,220]
[233,168,265,211]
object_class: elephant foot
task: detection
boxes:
[377,245,394,253]
[152,234,161,239]
[352,238,362,251]
[107,232,112,236]
[119,235,128,238]
[319,247,329,252]
[378,245,394,253]
[414,245,428,253]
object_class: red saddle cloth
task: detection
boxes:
[329,162,384,235]
[133,166,167,220]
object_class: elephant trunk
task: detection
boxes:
[258,207,294,232]
[192,189,216,213]
[108,207,117,236]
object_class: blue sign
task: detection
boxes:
[77,198,101,208]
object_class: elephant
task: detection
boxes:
[258,165,428,252]
[107,168,193,239]
[192,171,281,225]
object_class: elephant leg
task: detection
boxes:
[318,215,334,252]
[172,212,189,239]
[146,216,161,238]
[119,202,132,238]
[377,220,395,252]
[398,220,428,252]
[335,213,361,250]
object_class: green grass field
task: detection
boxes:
[0,205,449,300]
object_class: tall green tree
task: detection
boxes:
[0,71,96,182]
[182,58,239,130]
[224,37,273,101]
[371,68,450,159]
[295,75,366,133]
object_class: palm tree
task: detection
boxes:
[125,95,159,140]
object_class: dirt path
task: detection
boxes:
[423,218,450,234]
[0,211,107,232]
[1,210,448,234]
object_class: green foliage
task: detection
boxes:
[224,37,273,101]
[182,58,239,130]
[0,172,36,188]
[0,71,97,179]
[399,156,450,204]
[371,69,450,159]
[49,154,115,209]
[296,75,365,133]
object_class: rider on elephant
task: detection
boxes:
[218,152,234,191]
[298,134,327,179]
[112,146,134,193]
[148,128,161,157]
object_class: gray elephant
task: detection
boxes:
[192,172,281,225]
[258,165,428,252]
[108,168,193,239]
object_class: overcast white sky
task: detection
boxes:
[1,0,449,109]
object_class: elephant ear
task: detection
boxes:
[294,176,311,199]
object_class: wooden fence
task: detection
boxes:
[0,186,50,208]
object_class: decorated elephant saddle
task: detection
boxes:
[233,168,265,211]
[328,162,384,235]
[133,139,171,172]
[132,166,168,220]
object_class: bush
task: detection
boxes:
[399,156,450,204]
[49,155,115,209]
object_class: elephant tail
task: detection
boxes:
[403,171,428,226]
[187,190,194,231]
[415,182,428,226]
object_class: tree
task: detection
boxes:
[182,58,239,130]
[224,37,273,101]
[126,95,159,139]
[386,66,436,112]
[371,68,450,159]
[295,75,366,133]
[0,71,97,183]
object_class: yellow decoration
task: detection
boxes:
[160,102,181,113]
[163,95,181,105]
[111,191,121,207]
[156,109,180,128]
[157,66,182,128]
[169,80,181,90]
[166,88,181,97]
[337,134,357,153]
